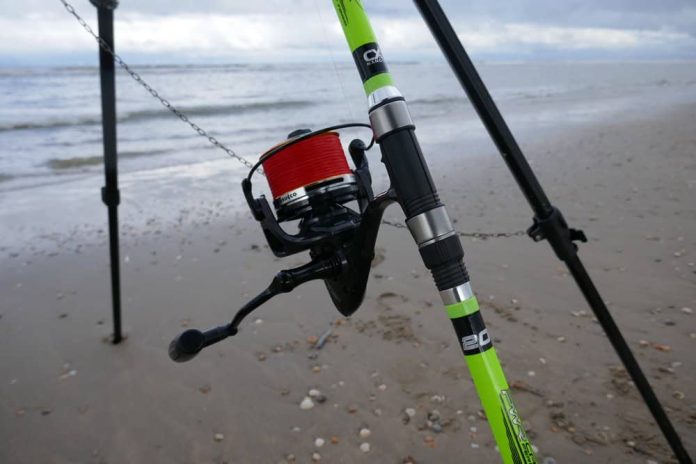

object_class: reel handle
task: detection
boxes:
[169,325,237,363]
[169,257,343,363]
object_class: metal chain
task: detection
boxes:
[59,0,254,170]
[380,219,526,240]
[60,0,526,240]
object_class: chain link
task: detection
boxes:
[59,0,255,170]
[380,219,526,240]
[60,0,526,240]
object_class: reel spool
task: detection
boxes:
[242,123,376,258]
[261,129,359,222]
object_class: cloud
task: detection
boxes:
[375,17,691,51]
[0,0,694,63]
[464,23,690,52]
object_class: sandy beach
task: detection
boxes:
[1,98,695,464]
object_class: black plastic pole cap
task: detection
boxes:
[90,0,119,10]
[169,329,206,363]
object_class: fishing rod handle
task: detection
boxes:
[333,0,465,290]
[378,132,468,298]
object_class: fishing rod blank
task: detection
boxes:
[332,2,538,461]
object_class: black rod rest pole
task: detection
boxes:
[92,0,123,344]
[413,1,692,462]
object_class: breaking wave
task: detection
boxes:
[46,148,170,170]
[0,100,314,133]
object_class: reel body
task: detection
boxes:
[171,124,394,364]
[242,125,394,316]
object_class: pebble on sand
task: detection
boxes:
[308,388,326,403]
[311,452,321,461]
[59,369,78,380]
[300,397,315,410]
[314,438,325,448]
[405,408,416,418]
[359,428,371,439]
[360,442,371,453]
[214,433,224,442]
[681,307,693,314]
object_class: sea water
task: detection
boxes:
[1,61,695,248]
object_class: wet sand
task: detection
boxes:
[1,103,695,463]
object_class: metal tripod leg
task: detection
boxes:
[413,1,692,462]
[92,0,122,344]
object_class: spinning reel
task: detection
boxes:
[169,124,395,362]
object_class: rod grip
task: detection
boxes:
[378,128,442,218]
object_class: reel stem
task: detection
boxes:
[169,257,343,363]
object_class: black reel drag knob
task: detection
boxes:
[287,128,311,139]
[169,329,206,363]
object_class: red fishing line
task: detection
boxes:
[262,132,351,199]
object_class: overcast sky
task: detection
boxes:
[1,0,695,65]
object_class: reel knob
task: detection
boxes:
[169,326,237,362]
[168,329,206,363]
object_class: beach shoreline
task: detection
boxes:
[1,101,695,463]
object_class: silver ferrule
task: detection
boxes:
[405,206,456,248]
[439,282,474,306]
[367,85,402,108]
[369,99,414,140]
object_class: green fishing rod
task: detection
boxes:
[331,2,537,462]
[169,2,537,462]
